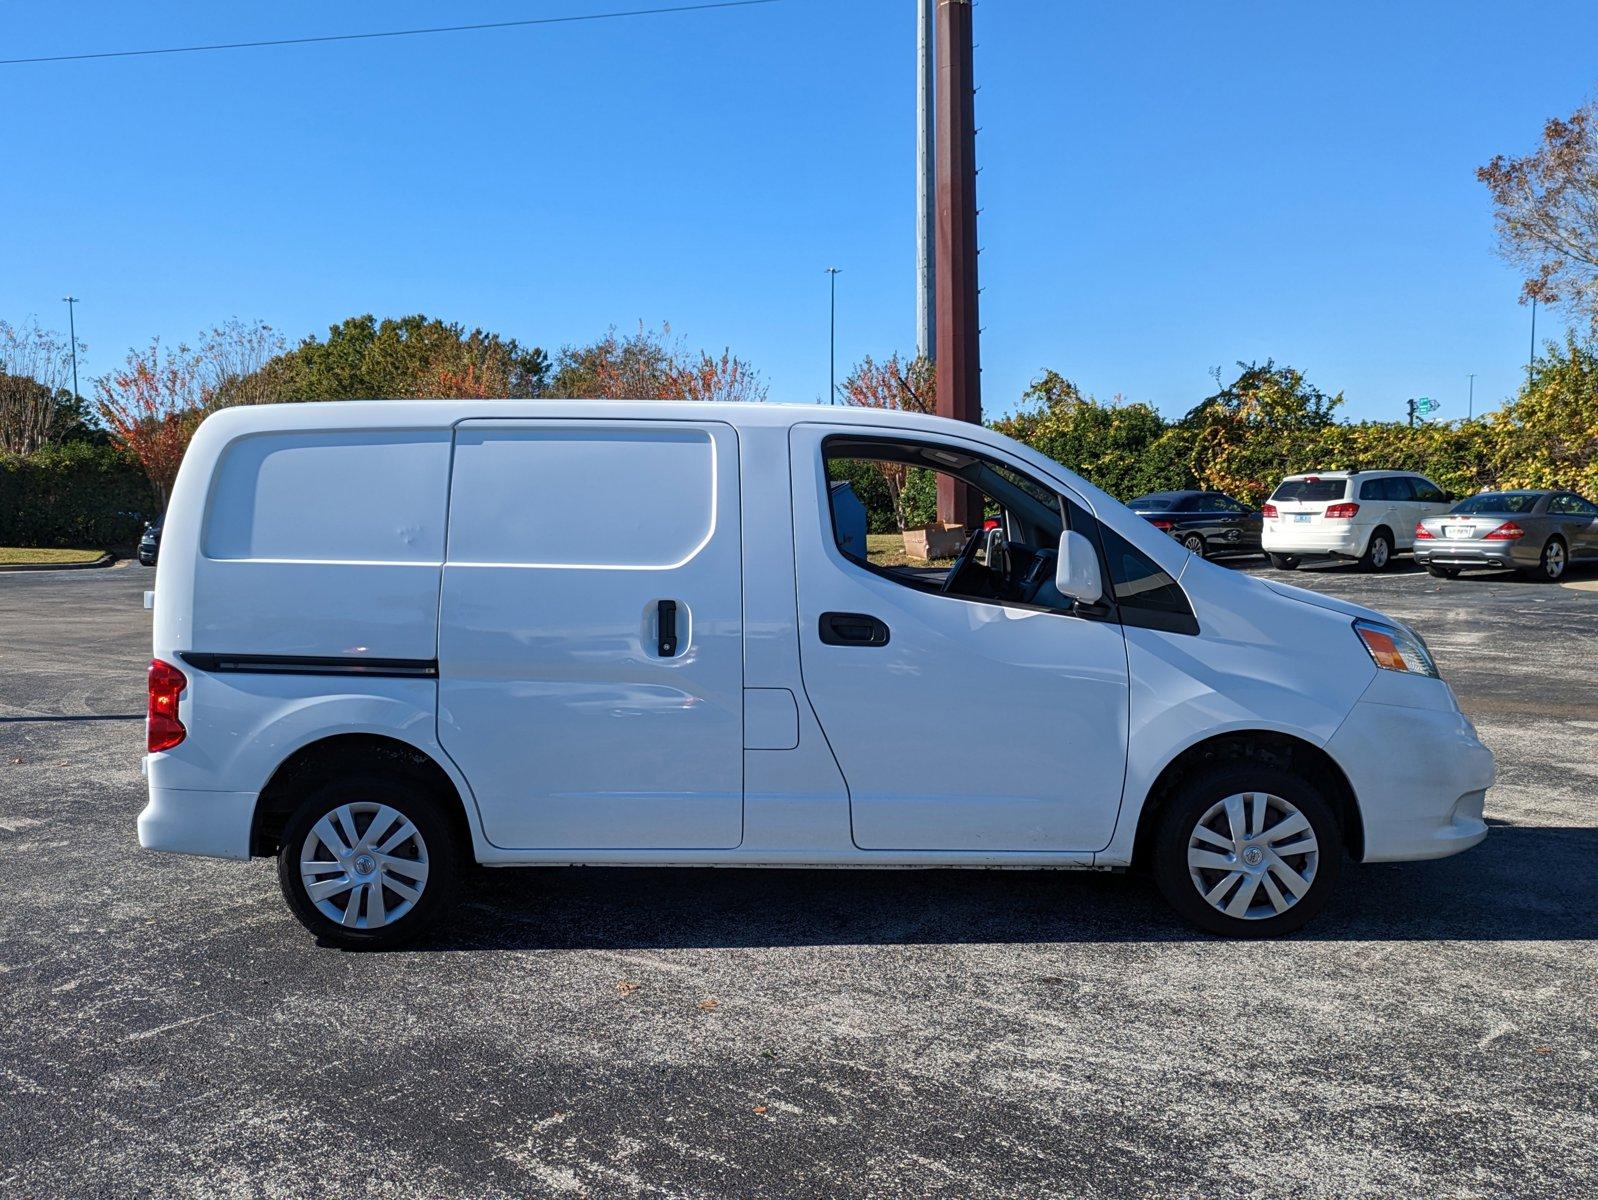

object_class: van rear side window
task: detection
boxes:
[448,424,715,568]
[203,431,451,562]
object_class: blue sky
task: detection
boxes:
[3,0,1595,422]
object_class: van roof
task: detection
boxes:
[194,399,988,438]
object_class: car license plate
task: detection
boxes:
[1294,513,1312,523]
[1445,525,1474,539]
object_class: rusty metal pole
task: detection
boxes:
[934,0,981,528]
[916,0,935,361]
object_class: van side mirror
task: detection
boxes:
[1054,530,1104,606]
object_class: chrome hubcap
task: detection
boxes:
[300,802,429,930]
[1187,792,1319,920]
[1372,538,1388,567]
[1547,543,1565,577]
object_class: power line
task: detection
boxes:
[0,0,780,67]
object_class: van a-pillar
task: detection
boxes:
[934,0,982,528]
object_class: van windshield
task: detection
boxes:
[1272,479,1347,502]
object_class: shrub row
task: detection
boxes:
[0,442,157,549]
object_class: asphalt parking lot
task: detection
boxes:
[2,559,1594,1199]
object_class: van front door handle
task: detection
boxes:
[819,612,890,647]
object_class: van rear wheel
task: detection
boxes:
[276,776,460,949]
[1151,763,1341,937]
[1268,553,1301,570]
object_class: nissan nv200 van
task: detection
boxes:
[138,402,1493,946]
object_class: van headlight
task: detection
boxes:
[1353,619,1439,679]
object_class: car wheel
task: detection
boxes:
[1267,553,1301,570]
[276,775,460,949]
[1151,763,1341,937]
[1358,528,1393,572]
[1520,537,1568,582]
[1181,532,1206,557]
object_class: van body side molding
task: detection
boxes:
[178,652,438,679]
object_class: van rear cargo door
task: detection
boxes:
[438,419,744,850]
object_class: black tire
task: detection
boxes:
[277,775,461,949]
[1181,532,1206,557]
[1268,553,1301,571]
[1519,537,1568,583]
[1357,527,1393,572]
[1151,762,1342,938]
[1426,564,1461,579]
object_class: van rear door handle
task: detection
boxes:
[657,599,679,657]
[819,612,890,647]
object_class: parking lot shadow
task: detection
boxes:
[421,820,1595,951]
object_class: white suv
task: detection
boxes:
[1262,471,1453,571]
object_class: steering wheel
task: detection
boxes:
[940,525,986,596]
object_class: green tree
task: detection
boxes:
[548,324,677,399]
[990,371,1177,499]
[1181,361,1344,502]
[242,314,549,402]
[1487,335,1598,494]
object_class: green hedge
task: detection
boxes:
[0,442,157,548]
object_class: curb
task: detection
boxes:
[0,553,117,573]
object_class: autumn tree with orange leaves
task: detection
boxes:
[841,352,935,531]
[1479,103,1598,334]
[95,320,285,507]
[549,324,767,402]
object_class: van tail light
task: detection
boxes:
[1484,521,1525,541]
[1260,503,1278,518]
[1324,502,1360,519]
[1414,522,1435,539]
[1148,518,1175,531]
[147,658,188,752]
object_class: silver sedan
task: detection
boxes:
[1414,489,1598,581]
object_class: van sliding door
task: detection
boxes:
[437,420,744,851]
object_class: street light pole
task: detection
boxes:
[826,267,841,405]
[1467,373,1475,421]
[1527,296,1537,386]
[62,295,80,402]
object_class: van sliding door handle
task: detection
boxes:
[657,600,679,657]
[819,612,890,647]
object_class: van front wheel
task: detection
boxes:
[1151,764,1341,937]
[276,776,460,949]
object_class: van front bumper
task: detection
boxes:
[1326,697,1494,863]
[138,784,256,860]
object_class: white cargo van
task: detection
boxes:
[139,402,1493,946]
